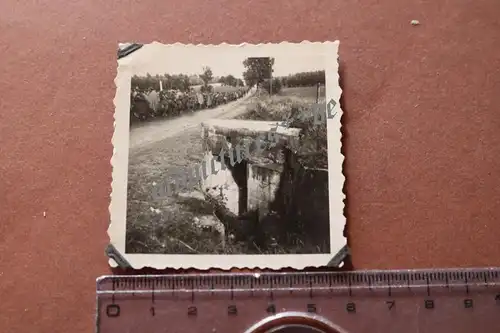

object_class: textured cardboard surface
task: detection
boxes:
[0,0,499,332]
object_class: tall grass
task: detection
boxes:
[238,93,328,169]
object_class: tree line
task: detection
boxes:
[241,57,325,94]
[131,58,325,96]
[131,70,245,95]
[131,74,192,92]
[279,70,325,87]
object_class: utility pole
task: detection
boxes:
[316,82,320,103]
[269,66,273,95]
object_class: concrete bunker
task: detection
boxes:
[201,119,330,252]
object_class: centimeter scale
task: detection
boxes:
[96,267,500,332]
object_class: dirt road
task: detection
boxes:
[129,87,256,151]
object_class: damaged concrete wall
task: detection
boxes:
[200,118,330,252]
[247,163,282,219]
[201,118,302,217]
[201,152,240,215]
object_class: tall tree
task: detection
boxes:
[242,57,275,88]
[199,66,213,86]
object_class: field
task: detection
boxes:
[278,86,325,99]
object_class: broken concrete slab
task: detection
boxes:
[201,118,302,165]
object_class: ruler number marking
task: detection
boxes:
[464,299,473,309]
[228,305,238,316]
[106,304,120,318]
[307,304,316,313]
[346,302,356,313]
[386,300,395,310]
[187,306,197,316]
[424,300,435,309]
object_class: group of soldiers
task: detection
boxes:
[130,86,250,121]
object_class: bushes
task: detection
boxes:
[261,78,283,95]
[130,86,250,124]
[238,96,328,169]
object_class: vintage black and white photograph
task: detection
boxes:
[109,42,345,269]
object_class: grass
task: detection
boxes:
[125,86,330,255]
[277,86,325,99]
[238,87,328,169]
[126,131,209,254]
[125,98,275,255]
[125,130,254,254]
[126,190,251,254]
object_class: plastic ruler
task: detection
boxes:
[96,267,500,332]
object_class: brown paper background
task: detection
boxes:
[1,0,499,332]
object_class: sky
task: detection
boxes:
[128,42,328,79]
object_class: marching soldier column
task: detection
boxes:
[130,86,251,122]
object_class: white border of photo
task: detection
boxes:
[109,41,346,269]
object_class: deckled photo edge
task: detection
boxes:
[108,51,133,267]
[325,42,346,258]
[108,41,345,270]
